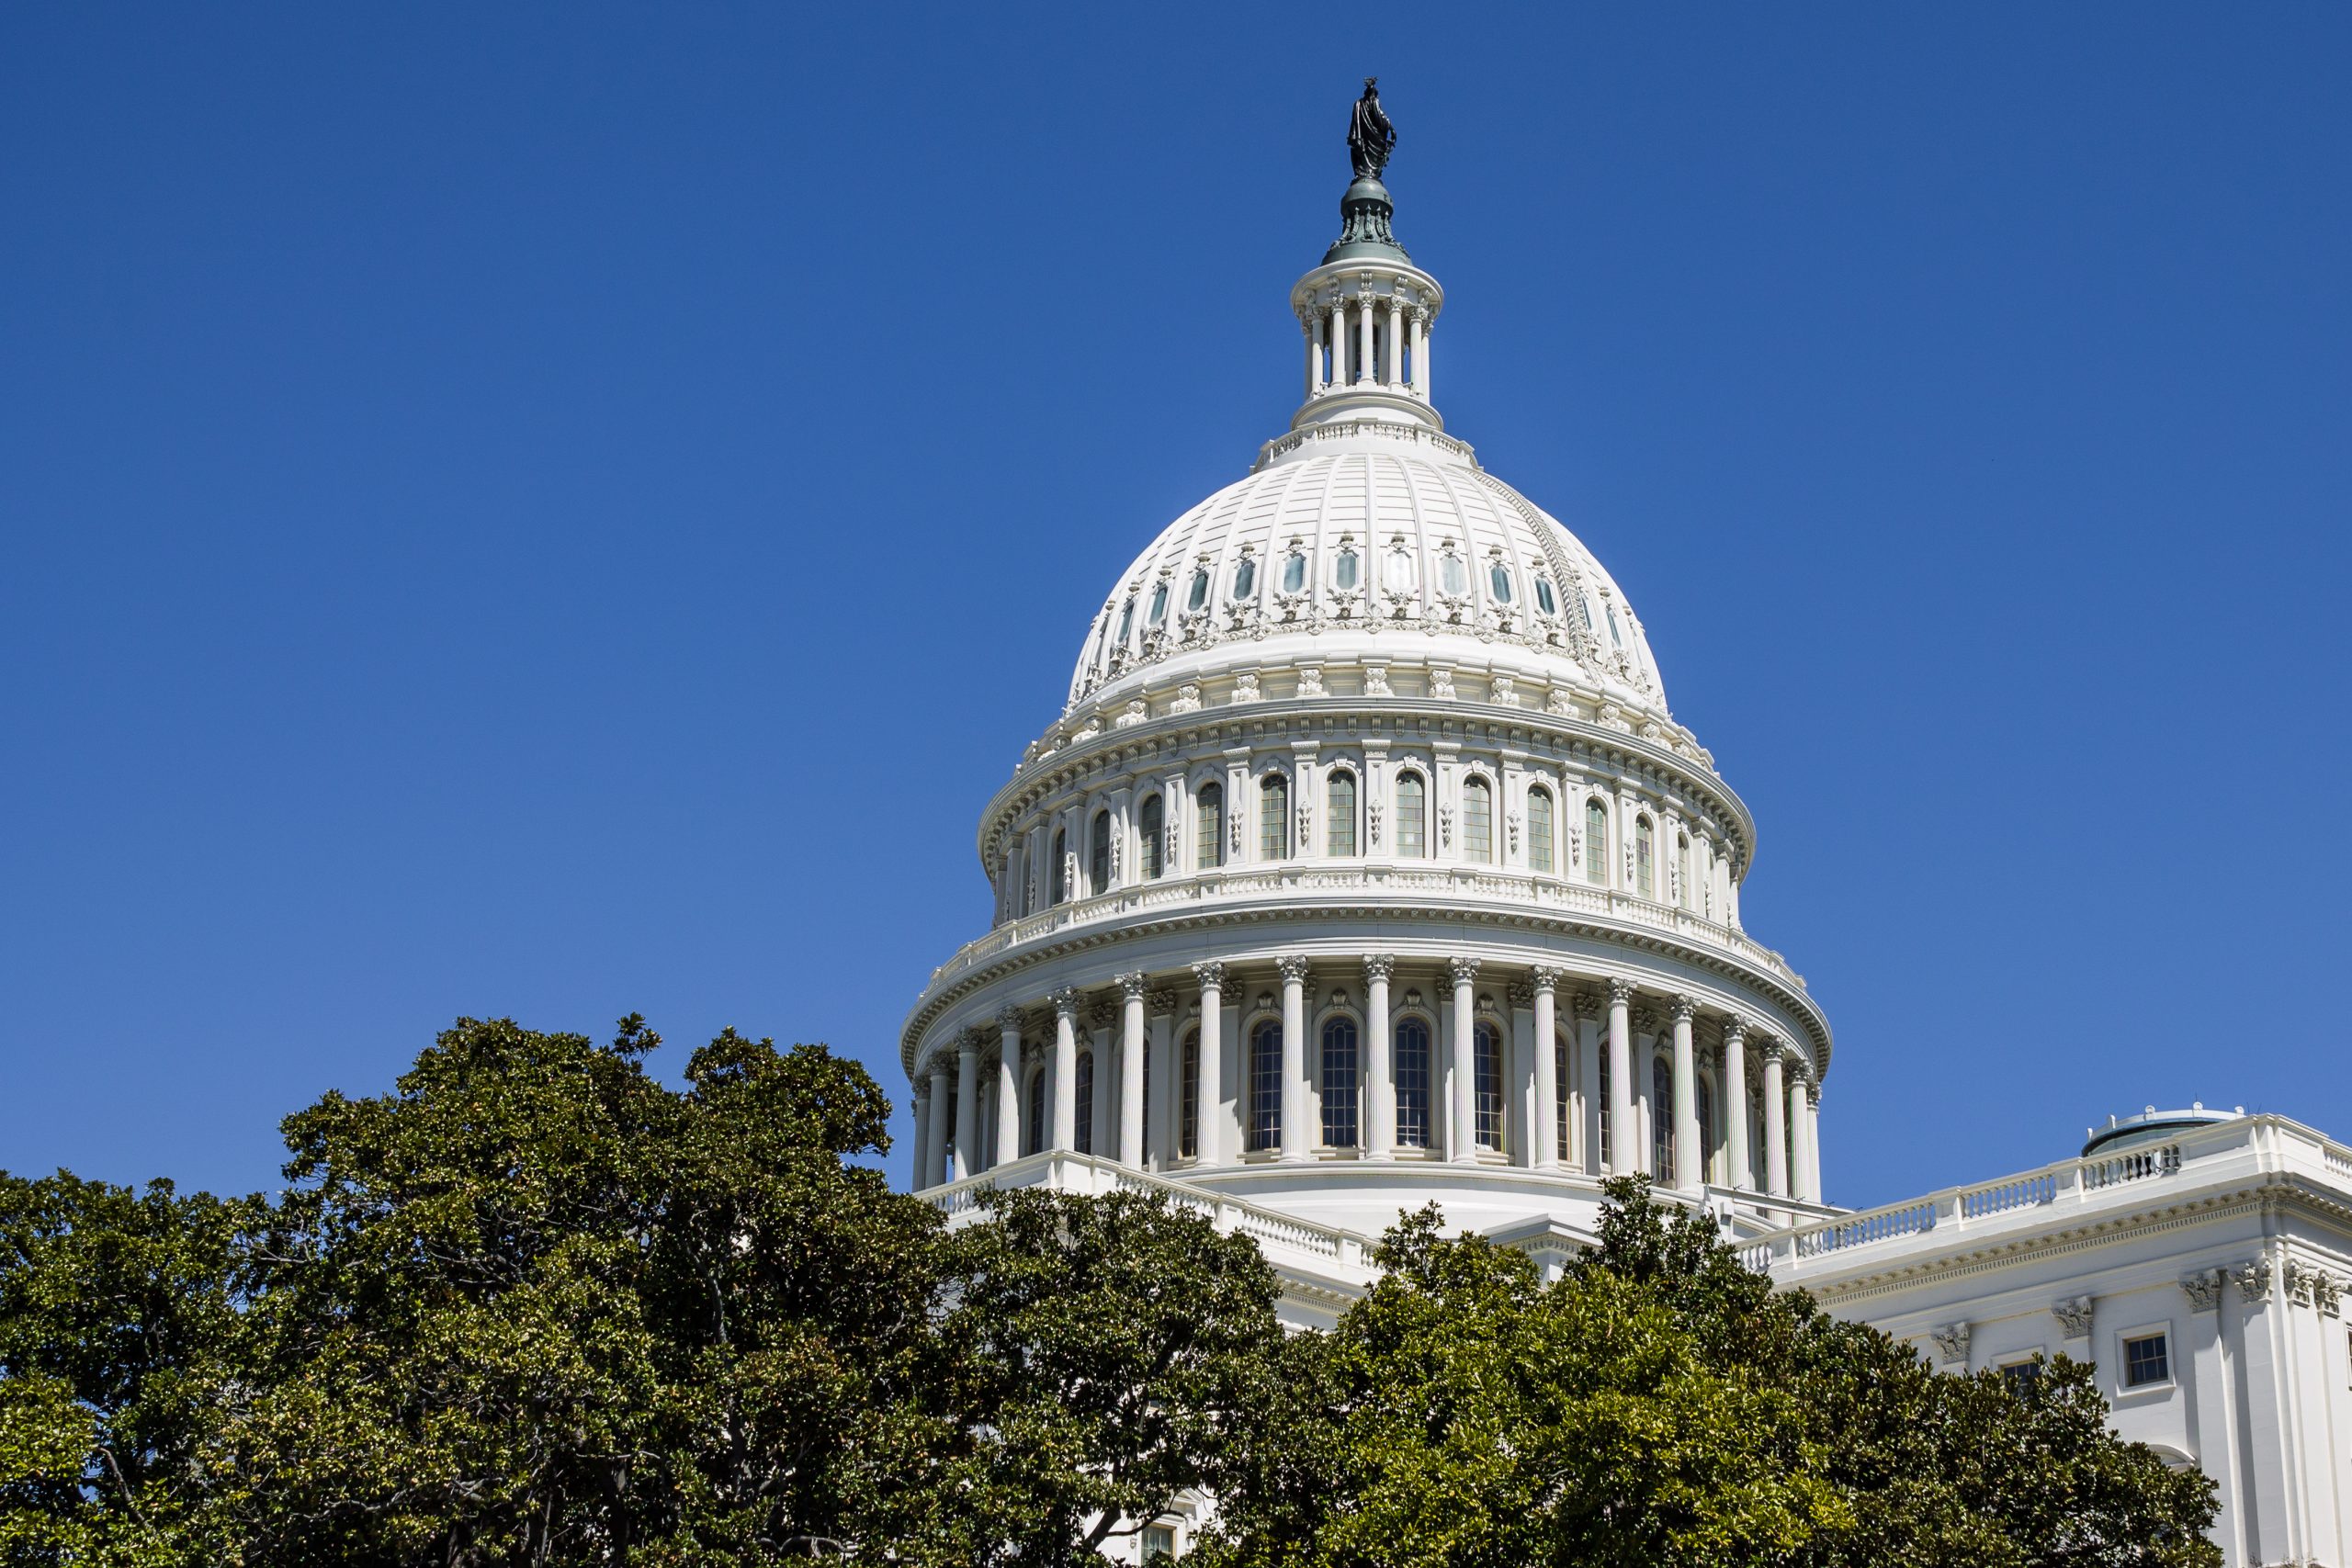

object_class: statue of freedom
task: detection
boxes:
[1348,78,1396,180]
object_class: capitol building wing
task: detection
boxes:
[896,112,2352,1568]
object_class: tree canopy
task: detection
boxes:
[1,1021,2217,1566]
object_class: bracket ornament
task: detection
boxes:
[2051,1296,2096,1339]
[1928,1322,1972,1365]
[2179,1269,2227,1314]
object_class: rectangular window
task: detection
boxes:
[1999,1359,2043,1396]
[1585,799,1607,883]
[1320,1019,1359,1148]
[1464,779,1492,864]
[1395,1017,1430,1149]
[1142,1526,1176,1563]
[1197,784,1224,869]
[1260,775,1290,860]
[2122,1332,2170,1389]
[1397,775,1426,857]
[1529,790,1554,874]
[1474,1023,1504,1151]
[1328,773,1357,856]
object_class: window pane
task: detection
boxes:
[1321,1018,1359,1148]
[1585,799,1608,883]
[1074,1050,1094,1155]
[1555,1032,1571,1162]
[1115,598,1135,644]
[1090,811,1111,896]
[1187,568,1210,610]
[1180,1030,1199,1158]
[1384,546,1413,592]
[1281,551,1306,593]
[1440,556,1468,595]
[1529,788,1554,873]
[1250,1021,1283,1152]
[1652,1057,1673,1180]
[1396,1018,1430,1149]
[1198,784,1224,869]
[1605,603,1624,649]
[2123,1334,2170,1388]
[1597,1046,1611,1168]
[1026,1066,1045,1158]
[1260,775,1290,859]
[1635,818,1655,898]
[1052,829,1069,904]
[1232,557,1256,600]
[1328,771,1357,856]
[1475,1022,1504,1151]
[1335,548,1360,590]
[1535,577,1557,615]
[1148,581,1169,624]
[1696,1076,1714,1181]
[1398,774,1426,857]
[1139,795,1164,879]
[1464,778,1492,864]
[1488,563,1512,603]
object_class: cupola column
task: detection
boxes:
[1722,1019,1752,1191]
[953,1032,981,1182]
[1049,989,1080,1153]
[1532,968,1561,1169]
[1606,979,1635,1177]
[1448,957,1480,1162]
[1385,296,1405,389]
[1192,962,1226,1166]
[1118,973,1148,1168]
[1761,1043,1789,1201]
[996,1008,1024,1168]
[1363,955,1396,1156]
[1278,957,1312,1159]
[1670,996,1701,1192]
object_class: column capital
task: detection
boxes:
[910,1081,932,1107]
[1719,1015,1749,1047]
[996,1004,1027,1034]
[1277,954,1315,986]
[1807,1083,1824,1110]
[1047,987,1081,1020]
[1362,953,1396,985]
[1446,955,1480,987]
[1117,971,1149,1002]
[1669,993,1700,1022]
[1191,959,1227,991]
[956,1027,988,1054]
[1528,965,1561,994]
[1605,976,1636,1007]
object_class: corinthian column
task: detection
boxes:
[1363,955,1396,1157]
[927,1060,953,1187]
[1278,956,1312,1159]
[1448,957,1479,1162]
[1192,961,1226,1167]
[1385,296,1404,388]
[953,1031,981,1182]
[911,1082,934,1191]
[1049,989,1080,1153]
[1118,973,1148,1168]
[1788,1067,1813,1205]
[995,1008,1023,1168]
[1532,967,1561,1169]
[1721,1018,1751,1192]
[1761,1041,1788,1200]
[1355,290,1374,385]
[1670,996,1700,1193]
[1606,978,1635,1177]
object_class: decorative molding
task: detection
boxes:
[1147,988,1180,1016]
[2232,1256,2273,1305]
[1571,990,1600,1020]
[1928,1322,1972,1365]
[2051,1296,2096,1339]
[1506,978,1536,1009]
[2179,1269,2227,1313]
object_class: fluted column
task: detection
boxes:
[926,1062,953,1186]
[1408,307,1427,396]
[1670,996,1700,1192]
[994,1010,1022,1168]
[1192,962,1225,1167]
[1532,967,1561,1168]
[1050,988,1080,1153]
[1804,1083,1825,1202]
[1448,956,1479,1162]
[952,1032,981,1182]
[1761,1043,1789,1199]
[1303,315,1321,398]
[1363,955,1395,1157]
[1278,956,1312,1159]
[1788,1067,1813,1205]
[1606,978,1635,1177]
[1089,1000,1116,1156]
[1385,297,1404,389]
[1118,973,1148,1168]
[1355,290,1374,385]
[1328,299,1349,386]
[911,1083,934,1190]
[1722,1019,1751,1192]
[1419,315,1433,401]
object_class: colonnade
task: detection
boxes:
[912,953,1825,1209]
[1302,290,1430,400]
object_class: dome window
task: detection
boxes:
[1186,568,1210,612]
[1534,576,1557,615]
[1334,546,1360,591]
[1488,563,1513,604]
[1605,603,1624,649]
[1439,554,1469,596]
[1231,555,1257,601]
[1114,597,1136,645]
[1147,581,1170,625]
[1383,543,1415,592]
[1281,550,1307,594]
[1576,594,1595,634]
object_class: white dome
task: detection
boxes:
[1067,427,1671,721]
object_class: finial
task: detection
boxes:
[1348,78,1396,180]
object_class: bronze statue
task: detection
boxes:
[1348,77,1396,180]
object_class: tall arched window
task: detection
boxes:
[1585,798,1608,884]
[1260,773,1290,860]
[1248,1020,1282,1153]
[1395,1017,1431,1149]
[1463,777,1493,864]
[1651,1056,1673,1181]
[1197,782,1225,869]
[1676,832,1691,908]
[1138,795,1164,880]
[1327,770,1357,857]
[1052,829,1070,905]
[1074,1050,1095,1155]
[1529,787,1555,874]
[1179,1028,1200,1159]
[1024,1066,1045,1158]
[1320,1017,1360,1149]
[1090,809,1112,897]
[1695,1075,1715,1185]
[1635,816,1656,898]
[1555,1032,1571,1162]
[1474,1021,1505,1151]
[1396,773,1427,857]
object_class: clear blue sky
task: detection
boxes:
[5,6,2347,1211]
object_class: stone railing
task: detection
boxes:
[917,1152,1373,1274]
[921,863,1804,999]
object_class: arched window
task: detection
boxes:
[1395,1017,1431,1149]
[1138,795,1164,879]
[1260,773,1290,860]
[1248,1019,1282,1153]
[1555,1032,1572,1163]
[1463,776,1493,864]
[1676,832,1691,908]
[1231,554,1257,601]
[1396,773,1427,857]
[1320,1017,1359,1149]
[1197,783,1225,869]
[1585,798,1608,884]
[1051,829,1069,905]
[1528,786,1555,874]
[1090,809,1112,897]
[1327,770,1357,856]
[1179,1028,1200,1160]
[1074,1049,1095,1156]
[1474,1022,1505,1152]
[1695,1075,1715,1184]
[1635,816,1656,898]
[1652,1056,1673,1181]
[1025,1066,1045,1158]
